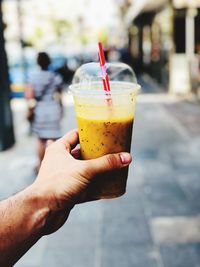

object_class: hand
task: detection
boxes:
[33,129,132,234]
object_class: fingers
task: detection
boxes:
[59,129,79,151]
[85,152,132,177]
[71,148,81,159]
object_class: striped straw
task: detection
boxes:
[98,42,110,92]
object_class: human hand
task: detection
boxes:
[32,129,132,234]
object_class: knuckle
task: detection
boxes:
[106,154,119,169]
[64,141,70,151]
[79,161,93,180]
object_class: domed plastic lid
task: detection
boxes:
[69,62,140,96]
[72,62,137,86]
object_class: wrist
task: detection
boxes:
[21,184,51,236]
[27,181,74,235]
[32,177,76,212]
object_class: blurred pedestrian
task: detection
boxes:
[26,52,64,172]
[55,60,74,85]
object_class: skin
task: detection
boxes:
[37,138,46,168]
[0,130,132,267]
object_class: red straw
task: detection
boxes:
[98,42,110,92]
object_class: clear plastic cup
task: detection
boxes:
[69,62,140,199]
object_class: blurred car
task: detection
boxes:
[9,55,37,98]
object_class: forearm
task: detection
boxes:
[0,185,50,267]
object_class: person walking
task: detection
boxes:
[27,52,64,172]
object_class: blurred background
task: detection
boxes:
[0,0,200,266]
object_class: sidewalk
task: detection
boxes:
[1,78,200,267]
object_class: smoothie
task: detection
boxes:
[77,115,134,198]
[70,75,139,199]
[77,117,133,159]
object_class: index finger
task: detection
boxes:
[58,129,79,151]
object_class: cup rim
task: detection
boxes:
[69,81,141,96]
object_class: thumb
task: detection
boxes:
[86,152,132,176]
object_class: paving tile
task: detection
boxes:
[41,242,96,267]
[141,159,176,184]
[101,215,152,246]
[134,107,186,151]
[46,220,99,248]
[142,181,196,217]
[101,187,152,248]
[102,187,145,222]
[172,155,200,173]
[40,222,99,267]
[127,160,144,186]
[67,201,103,224]
[163,100,200,138]
[151,216,200,244]
[101,244,160,267]
[176,171,200,212]
[160,244,200,267]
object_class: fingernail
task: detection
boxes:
[119,153,132,165]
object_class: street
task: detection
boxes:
[1,76,200,267]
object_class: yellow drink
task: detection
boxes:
[77,116,133,198]
[70,80,139,199]
[77,117,133,159]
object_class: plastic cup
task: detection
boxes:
[70,63,140,199]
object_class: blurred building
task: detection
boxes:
[0,0,15,151]
[124,0,200,94]
[3,0,126,59]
